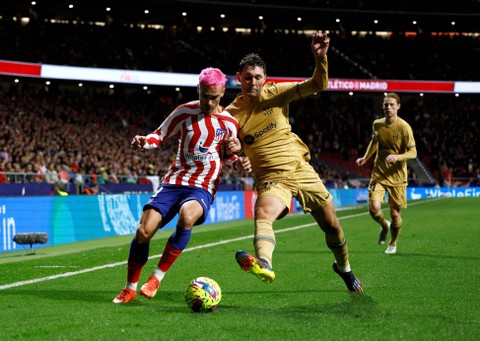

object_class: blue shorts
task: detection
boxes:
[144,184,213,227]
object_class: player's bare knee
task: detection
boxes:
[178,214,197,228]
[391,212,401,225]
[135,229,153,243]
[254,206,275,220]
[369,207,381,218]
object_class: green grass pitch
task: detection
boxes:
[1,197,479,340]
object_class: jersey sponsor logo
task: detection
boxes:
[243,122,277,145]
[184,151,218,161]
[254,122,276,139]
[198,142,209,153]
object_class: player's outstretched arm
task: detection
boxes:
[311,32,330,57]
[310,32,330,90]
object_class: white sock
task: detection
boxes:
[126,282,137,290]
[336,262,351,273]
[153,268,166,281]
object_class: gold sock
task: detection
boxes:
[253,219,276,266]
[325,230,350,269]
[389,218,403,246]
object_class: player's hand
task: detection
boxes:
[225,137,242,153]
[385,155,399,163]
[356,157,366,166]
[130,135,146,150]
[311,32,330,57]
[238,156,252,173]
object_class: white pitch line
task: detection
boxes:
[0,198,438,290]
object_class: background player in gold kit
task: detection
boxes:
[225,33,362,292]
[356,92,417,254]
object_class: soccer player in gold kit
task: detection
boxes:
[225,33,362,292]
[356,92,417,254]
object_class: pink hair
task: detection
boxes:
[199,67,227,88]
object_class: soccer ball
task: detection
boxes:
[184,277,222,312]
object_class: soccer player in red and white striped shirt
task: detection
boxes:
[113,67,250,304]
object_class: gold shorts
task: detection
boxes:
[368,181,407,209]
[255,161,332,218]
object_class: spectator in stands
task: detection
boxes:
[356,92,417,255]
[24,164,35,183]
[0,161,6,183]
[408,169,419,187]
[444,166,454,187]
[0,139,8,162]
[53,181,69,196]
[83,183,99,195]
[44,162,60,184]
[58,164,71,184]
[72,167,86,187]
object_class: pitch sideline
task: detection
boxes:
[0,198,437,290]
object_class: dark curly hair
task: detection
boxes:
[238,53,266,74]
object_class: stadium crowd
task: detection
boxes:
[1,80,478,190]
[0,19,478,191]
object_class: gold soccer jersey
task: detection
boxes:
[371,117,416,186]
[227,77,326,178]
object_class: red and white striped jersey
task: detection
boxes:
[143,100,239,196]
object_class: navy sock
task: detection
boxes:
[128,238,150,264]
[168,225,192,251]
